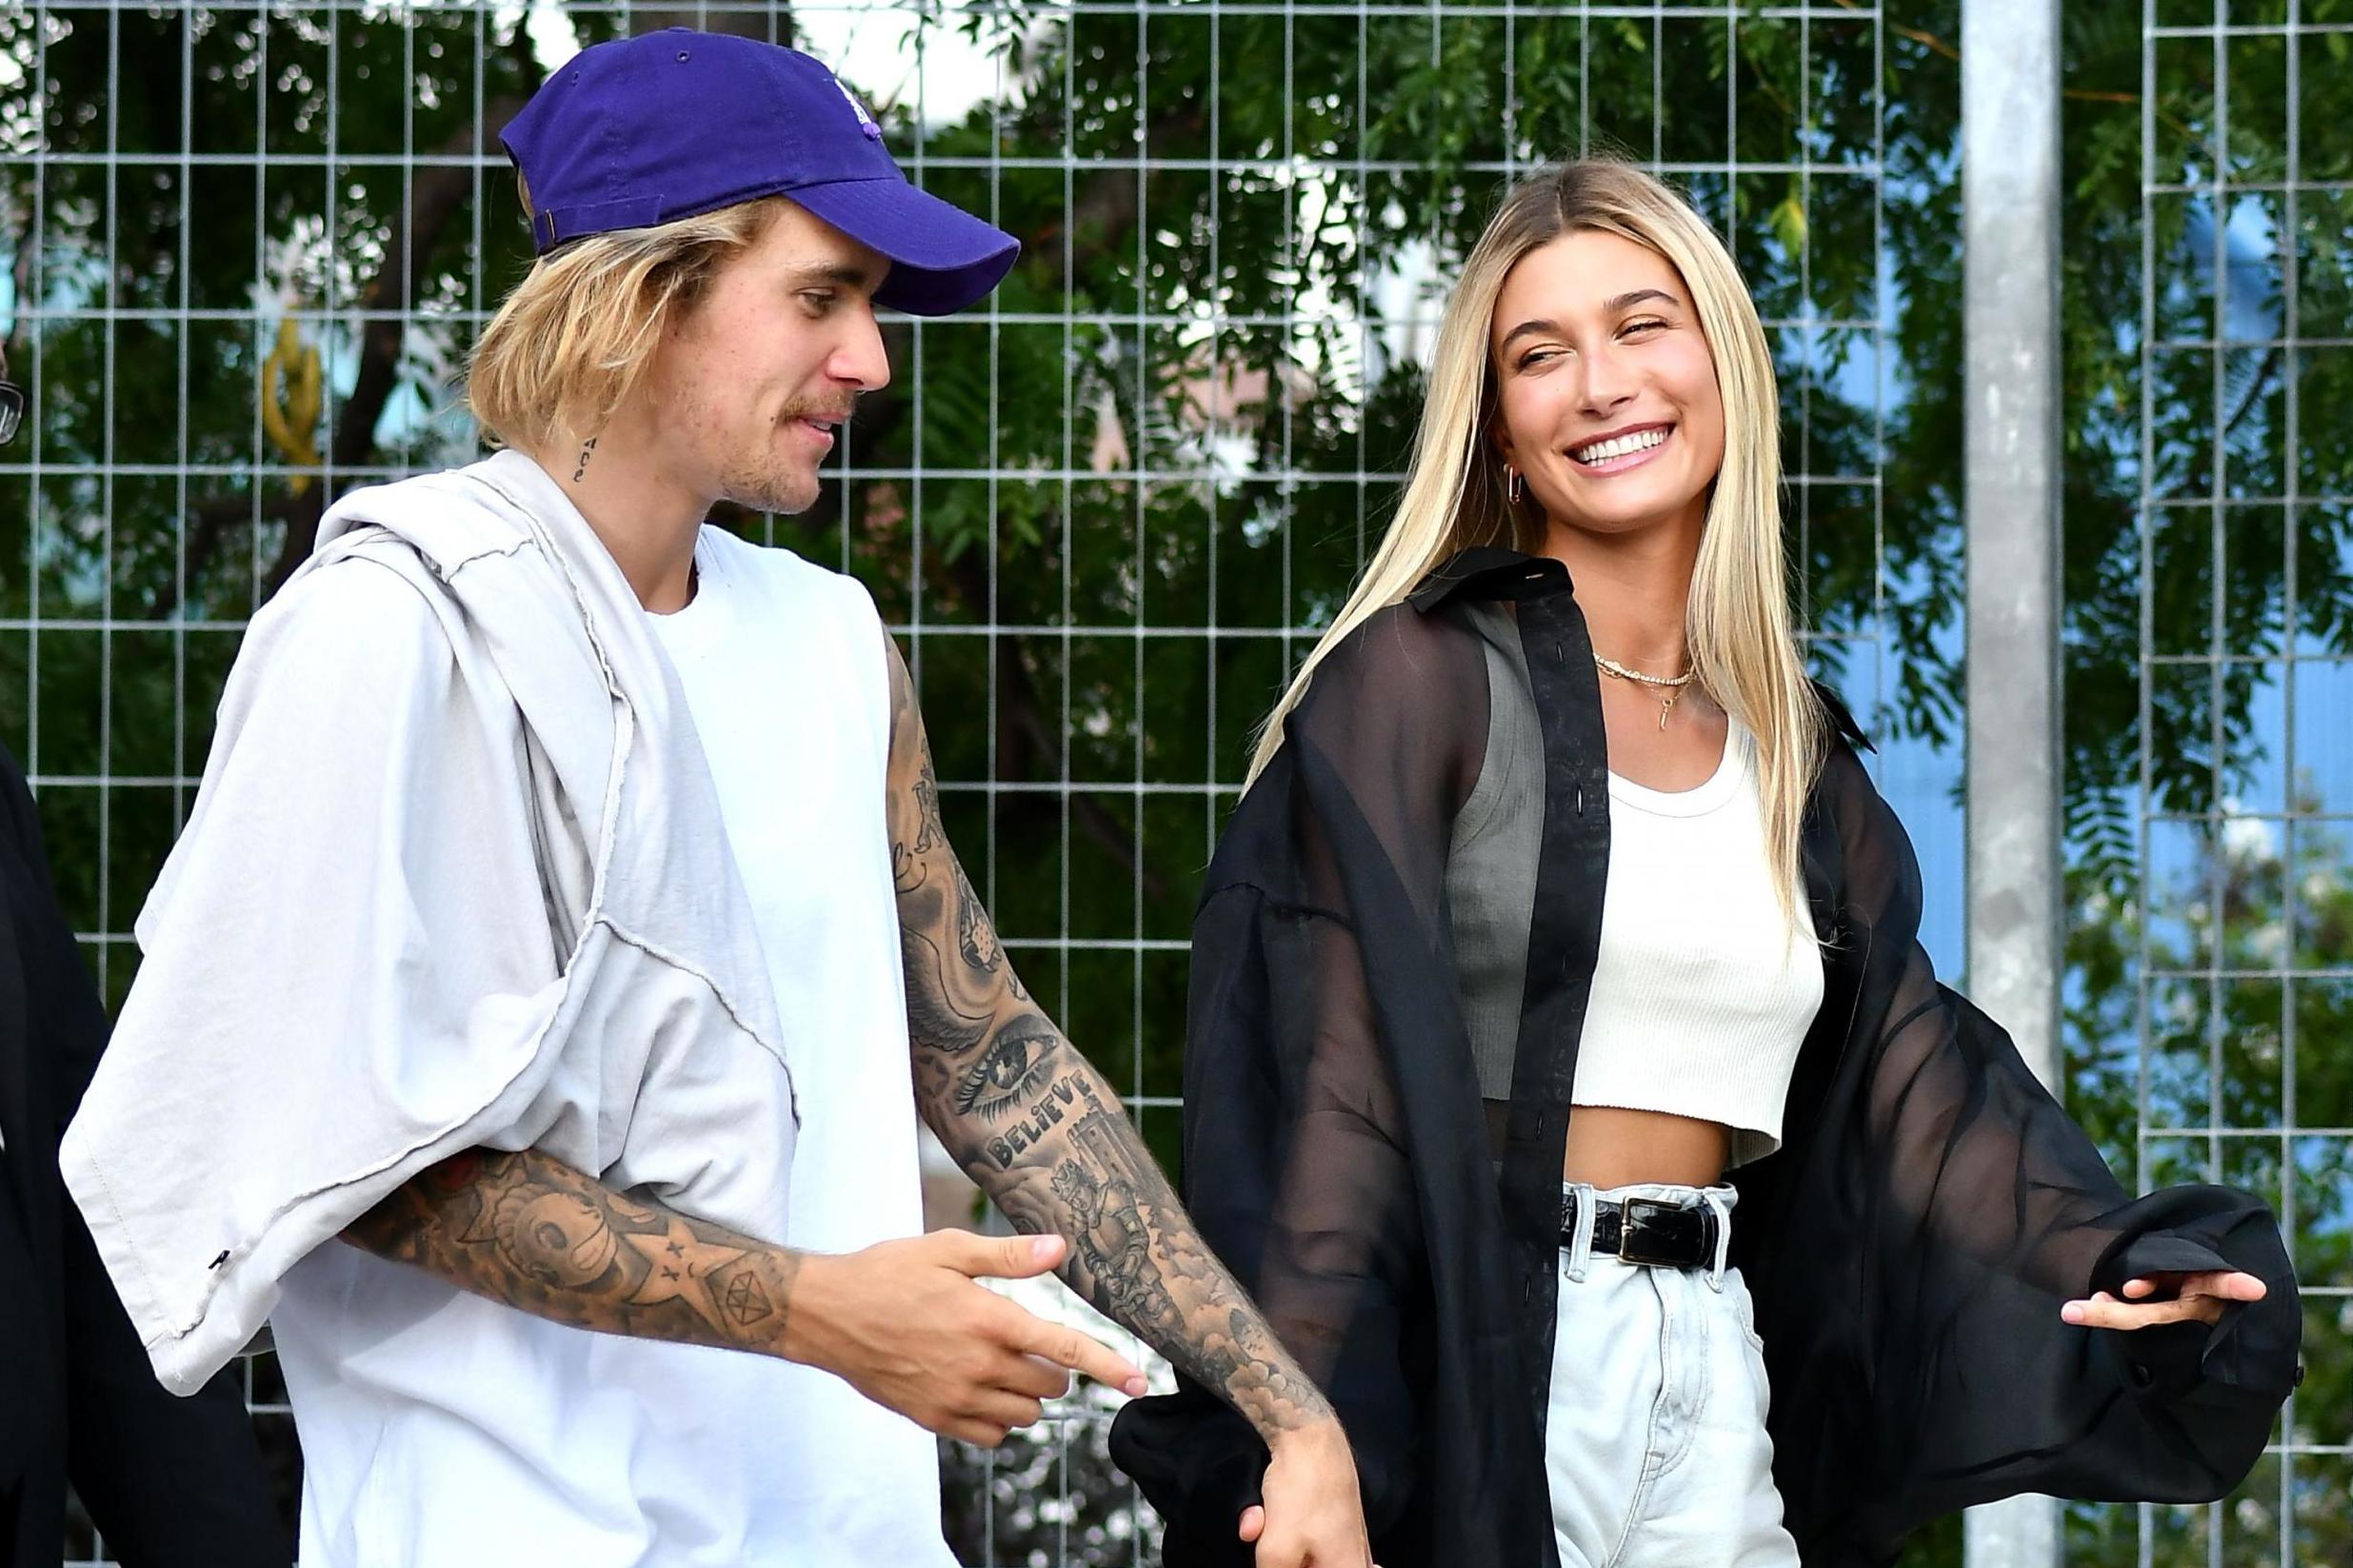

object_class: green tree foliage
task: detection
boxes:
[5,3,2345,1563]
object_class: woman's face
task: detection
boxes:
[1487,228,1726,541]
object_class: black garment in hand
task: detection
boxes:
[0,742,289,1568]
[1108,549,2300,1568]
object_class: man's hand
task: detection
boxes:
[2061,1269,2267,1330]
[345,1150,1141,1449]
[1237,1420,1377,1568]
[787,1229,1147,1447]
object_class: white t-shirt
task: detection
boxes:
[1571,720,1825,1169]
[269,526,943,1567]
[644,526,943,1558]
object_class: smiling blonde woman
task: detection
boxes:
[1110,159,2301,1568]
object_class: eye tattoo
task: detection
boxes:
[953,1031,1055,1121]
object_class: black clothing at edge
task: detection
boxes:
[1108,548,2301,1568]
[0,743,289,1567]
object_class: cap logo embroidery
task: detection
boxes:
[831,75,884,140]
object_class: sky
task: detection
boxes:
[521,0,1008,125]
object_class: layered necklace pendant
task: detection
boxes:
[1593,654,1696,729]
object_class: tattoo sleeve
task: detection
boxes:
[884,636,1337,1444]
[341,1146,802,1358]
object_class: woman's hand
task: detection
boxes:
[2061,1269,2267,1330]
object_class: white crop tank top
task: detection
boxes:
[1571,719,1825,1167]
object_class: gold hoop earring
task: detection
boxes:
[1505,465,1524,506]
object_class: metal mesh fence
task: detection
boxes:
[2104,3,2353,1564]
[3,1,2339,1564]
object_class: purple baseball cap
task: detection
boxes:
[500,29,1019,316]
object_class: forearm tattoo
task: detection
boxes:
[885,641,1337,1442]
[342,1146,802,1358]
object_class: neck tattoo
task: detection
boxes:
[572,436,599,483]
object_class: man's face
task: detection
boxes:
[644,201,893,515]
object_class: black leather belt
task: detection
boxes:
[1558,1191,1720,1269]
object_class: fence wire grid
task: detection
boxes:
[3,1,2345,1565]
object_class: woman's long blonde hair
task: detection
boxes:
[467,179,788,452]
[1250,159,1825,919]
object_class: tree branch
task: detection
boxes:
[1829,0,1958,64]
[1019,107,1202,283]
[146,491,308,621]
[258,96,528,601]
[941,546,1167,903]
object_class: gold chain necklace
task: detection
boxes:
[1593,654,1695,730]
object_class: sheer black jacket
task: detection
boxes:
[1107,549,2300,1568]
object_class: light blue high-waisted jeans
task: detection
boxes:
[1546,1182,1803,1568]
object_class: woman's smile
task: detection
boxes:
[1565,421,1675,475]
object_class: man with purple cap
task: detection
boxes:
[62,29,1371,1568]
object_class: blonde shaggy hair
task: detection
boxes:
[1250,159,1825,922]
[467,180,788,452]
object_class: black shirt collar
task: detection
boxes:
[1407,546,1875,755]
[1405,546,1572,611]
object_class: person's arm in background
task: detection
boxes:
[0,744,293,1567]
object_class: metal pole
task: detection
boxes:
[1962,0,2064,1564]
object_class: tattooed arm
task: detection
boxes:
[885,639,1371,1564]
[344,1147,802,1354]
[343,1141,1146,1446]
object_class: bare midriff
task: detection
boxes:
[1559,1105,1731,1189]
